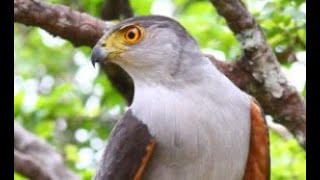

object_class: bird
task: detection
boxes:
[91,15,270,180]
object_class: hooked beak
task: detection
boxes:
[91,45,109,68]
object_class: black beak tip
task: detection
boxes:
[91,58,97,68]
[91,46,102,68]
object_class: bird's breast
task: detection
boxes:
[130,84,251,180]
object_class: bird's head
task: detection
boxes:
[91,15,205,85]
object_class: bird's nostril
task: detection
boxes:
[101,43,106,47]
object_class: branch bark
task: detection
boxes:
[14,0,109,47]
[14,0,306,149]
[101,0,134,20]
[14,122,80,180]
[14,149,52,180]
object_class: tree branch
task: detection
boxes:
[14,0,305,149]
[101,0,134,20]
[209,0,306,149]
[14,149,52,180]
[14,122,80,180]
[14,0,110,47]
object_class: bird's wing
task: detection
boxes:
[243,97,270,180]
[94,109,155,180]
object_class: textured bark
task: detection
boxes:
[14,0,306,149]
[101,0,134,20]
[14,122,80,180]
[14,150,51,180]
[14,0,108,47]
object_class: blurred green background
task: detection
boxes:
[14,0,306,179]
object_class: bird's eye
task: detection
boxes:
[124,26,143,44]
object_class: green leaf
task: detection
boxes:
[34,120,54,139]
[14,172,28,180]
[65,144,80,162]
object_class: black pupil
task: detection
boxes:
[128,31,136,39]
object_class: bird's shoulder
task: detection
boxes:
[94,109,155,180]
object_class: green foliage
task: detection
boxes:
[302,85,306,97]
[14,0,305,179]
[249,0,306,55]
[14,24,124,178]
[176,0,241,59]
[14,172,27,180]
[270,131,306,180]
[131,0,155,15]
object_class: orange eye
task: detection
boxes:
[124,26,143,44]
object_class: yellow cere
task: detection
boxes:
[99,24,145,60]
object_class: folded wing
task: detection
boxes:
[94,110,155,180]
[243,98,270,180]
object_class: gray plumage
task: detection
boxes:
[92,15,251,180]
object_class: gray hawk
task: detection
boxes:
[91,15,270,180]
